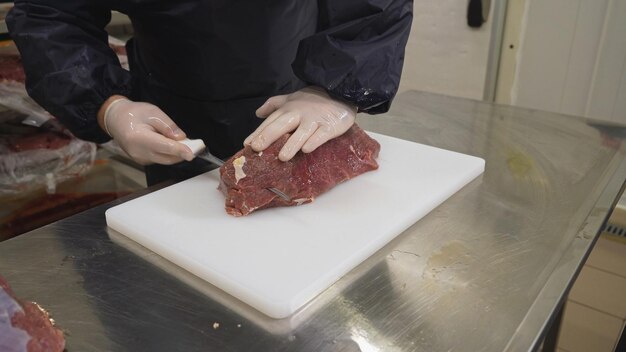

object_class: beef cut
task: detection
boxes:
[0,55,26,83]
[0,275,65,352]
[218,124,380,216]
[6,131,72,152]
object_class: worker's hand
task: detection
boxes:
[244,86,357,161]
[100,96,193,165]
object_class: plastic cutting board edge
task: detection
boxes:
[105,132,485,319]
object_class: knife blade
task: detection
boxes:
[180,138,291,201]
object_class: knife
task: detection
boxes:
[180,138,226,167]
[180,138,291,201]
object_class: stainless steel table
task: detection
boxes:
[1,91,625,352]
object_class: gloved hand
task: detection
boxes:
[244,86,357,161]
[101,96,193,165]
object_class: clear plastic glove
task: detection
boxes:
[102,97,193,165]
[244,86,357,161]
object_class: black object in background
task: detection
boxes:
[468,0,485,28]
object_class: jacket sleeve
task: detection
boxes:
[292,0,413,114]
[6,1,132,143]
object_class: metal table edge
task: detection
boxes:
[504,152,626,352]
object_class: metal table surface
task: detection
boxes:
[1,90,626,352]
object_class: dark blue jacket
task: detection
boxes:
[7,0,412,158]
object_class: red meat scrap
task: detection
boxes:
[218,124,380,216]
[6,131,72,153]
[0,55,26,83]
[0,275,65,352]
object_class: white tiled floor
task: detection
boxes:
[569,266,626,318]
[587,235,626,278]
[557,231,626,352]
[558,301,623,352]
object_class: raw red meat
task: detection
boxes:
[0,55,26,83]
[0,275,65,352]
[7,131,71,152]
[218,124,380,216]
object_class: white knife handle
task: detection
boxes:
[179,138,206,155]
[180,138,225,166]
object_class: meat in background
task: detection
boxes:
[0,275,65,352]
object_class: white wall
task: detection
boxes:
[503,0,626,124]
[586,0,626,124]
[399,0,496,100]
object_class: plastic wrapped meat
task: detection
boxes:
[218,124,380,216]
[0,275,65,352]
[0,48,97,196]
[0,55,26,83]
[6,131,71,152]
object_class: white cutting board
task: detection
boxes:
[105,132,485,319]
